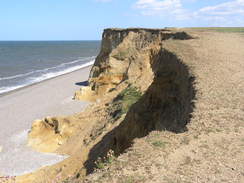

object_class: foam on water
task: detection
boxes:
[0,58,95,95]
[0,57,95,81]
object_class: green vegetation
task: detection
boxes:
[190,27,244,33]
[151,140,167,148]
[108,84,142,123]
[95,157,106,169]
[118,85,142,114]
[215,27,244,33]
[95,150,115,170]
[122,176,135,183]
[108,85,142,123]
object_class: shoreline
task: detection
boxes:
[0,65,92,176]
[0,61,94,97]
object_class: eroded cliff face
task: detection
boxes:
[81,31,195,173]
[74,28,192,101]
[25,28,195,183]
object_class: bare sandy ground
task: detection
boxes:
[82,31,244,183]
[0,66,92,176]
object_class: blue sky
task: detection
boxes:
[0,0,243,40]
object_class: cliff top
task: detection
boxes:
[104,28,169,31]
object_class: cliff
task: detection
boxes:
[21,28,244,183]
[74,28,192,101]
[28,28,193,153]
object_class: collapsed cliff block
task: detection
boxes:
[28,117,74,152]
[74,28,193,101]
[74,86,97,102]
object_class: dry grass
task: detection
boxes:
[188,27,244,33]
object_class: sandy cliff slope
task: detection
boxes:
[15,28,244,183]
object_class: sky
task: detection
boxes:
[0,0,243,40]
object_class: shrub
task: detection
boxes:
[109,85,142,121]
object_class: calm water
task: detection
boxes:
[0,41,100,94]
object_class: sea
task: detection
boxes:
[0,41,100,95]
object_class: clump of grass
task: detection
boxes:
[151,140,167,148]
[110,85,142,120]
[95,157,106,169]
[118,85,142,114]
[122,176,135,183]
[190,27,244,33]
[213,27,244,33]
[95,150,115,170]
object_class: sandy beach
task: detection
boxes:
[0,65,92,176]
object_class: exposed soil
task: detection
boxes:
[82,30,244,183]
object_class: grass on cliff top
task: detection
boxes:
[189,27,244,33]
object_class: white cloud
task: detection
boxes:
[133,0,244,26]
[135,0,182,14]
[135,0,182,10]
[134,0,189,20]
[194,0,244,26]
[198,0,244,16]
